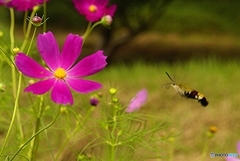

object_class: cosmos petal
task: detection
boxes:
[60,34,83,70]
[95,0,108,6]
[85,11,105,22]
[225,157,240,161]
[126,89,148,113]
[24,78,55,94]
[73,0,114,22]
[66,77,102,93]
[51,80,73,105]
[15,53,52,78]
[106,4,116,16]
[237,141,240,155]
[7,0,49,11]
[68,50,107,77]
[37,31,60,70]
[73,0,89,15]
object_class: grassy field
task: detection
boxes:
[1,58,239,160]
[94,59,240,160]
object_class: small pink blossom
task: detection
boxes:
[89,96,99,106]
[125,89,148,113]
[15,31,107,105]
[4,0,48,11]
[72,0,116,22]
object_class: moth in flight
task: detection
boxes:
[165,72,208,107]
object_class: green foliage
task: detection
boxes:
[157,0,240,35]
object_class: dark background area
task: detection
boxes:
[1,0,240,64]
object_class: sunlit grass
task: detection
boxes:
[89,58,240,160]
[1,56,240,160]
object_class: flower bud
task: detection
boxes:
[28,14,48,27]
[209,125,218,134]
[109,87,117,95]
[12,47,20,54]
[89,96,99,106]
[112,97,118,103]
[60,106,68,114]
[168,137,175,143]
[206,125,218,138]
[32,15,42,26]
[101,15,113,26]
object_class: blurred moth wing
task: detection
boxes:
[165,72,208,107]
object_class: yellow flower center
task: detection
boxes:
[89,4,97,13]
[54,68,66,79]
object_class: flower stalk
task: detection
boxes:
[28,95,45,161]
[10,105,61,161]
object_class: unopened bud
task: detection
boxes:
[60,106,68,114]
[12,47,20,54]
[28,14,48,27]
[101,15,113,26]
[168,137,175,143]
[209,125,218,134]
[112,97,118,103]
[109,88,117,95]
[206,126,218,138]
[32,16,42,25]
[89,96,99,106]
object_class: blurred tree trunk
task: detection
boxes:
[98,0,174,63]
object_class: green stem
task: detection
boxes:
[55,106,95,160]
[9,8,14,50]
[43,0,47,32]
[110,144,115,161]
[9,7,16,98]
[81,106,95,127]
[201,138,209,161]
[10,105,61,161]
[82,22,92,42]
[109,101,118,161]
[0,73,23,155]
[168,143,174,161]
[26,27,37,55]
[20,7,38,52]
[55,129,78,161]
[23,11,28,36]
[0,8,23,156]
[82,21,102,42]
[1,10,39,155]
[28,95,44,161]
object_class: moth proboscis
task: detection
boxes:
[165,72,208,107]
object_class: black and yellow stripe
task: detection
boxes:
[165,72,208,107]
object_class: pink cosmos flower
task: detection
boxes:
[0,0,10,6]
[6,0,48,11]
[15,31,107,105]
[72,0,116,22]
[125,89,148,113]
[226,141,240,161]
